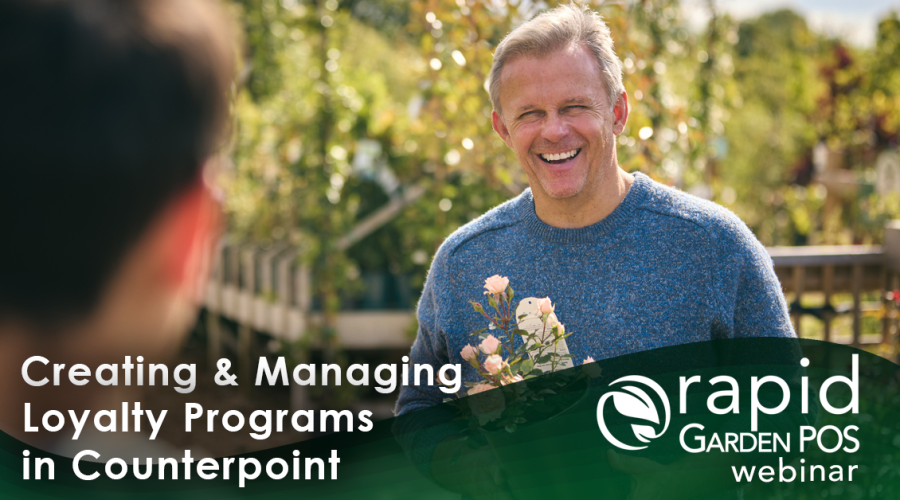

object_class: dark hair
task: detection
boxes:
[0,0,234,324]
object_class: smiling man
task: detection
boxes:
[489,28,631,230]
[394,3,794,497]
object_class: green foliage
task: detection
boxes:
[223,0,900,323]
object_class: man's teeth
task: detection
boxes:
[540,149,578,162]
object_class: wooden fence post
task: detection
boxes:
[239,246,256,395]
[884,221,900,362]
[207,240,225,368]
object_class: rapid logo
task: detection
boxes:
[596,375,671,450]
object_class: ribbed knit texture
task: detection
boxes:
[393,172,795,478]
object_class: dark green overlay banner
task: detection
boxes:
[2,338,898,499]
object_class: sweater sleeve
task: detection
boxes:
[703,216,809,473]
[392,248,465,479]
[713,215,795,339]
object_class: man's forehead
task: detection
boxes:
[497,44,603,110]
[499,43,591,80]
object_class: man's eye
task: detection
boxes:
[518,111,537,119]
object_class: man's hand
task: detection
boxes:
[608,449,740,500]
[431,436,515,500]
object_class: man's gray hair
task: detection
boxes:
[488,3,624,114]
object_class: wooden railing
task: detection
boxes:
[769,245,888,344]
[204,223,900,375]
[768,221,900,353]
[202,241,415,387]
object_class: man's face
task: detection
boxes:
[492,44,626,201]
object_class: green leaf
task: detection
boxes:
[507,285,515,302]
[520,358,534,374]
[505,423,517,433]
[468,327,487,337]
[488,294,498,310]
[538,389,557,396]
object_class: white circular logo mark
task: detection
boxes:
[596,375,671,451]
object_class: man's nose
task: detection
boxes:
[541,111,569,143]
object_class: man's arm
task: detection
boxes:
[713,216,794,339]
[610,217,805,500]
[714,219,815,443]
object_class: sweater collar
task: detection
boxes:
[518,172,649,244]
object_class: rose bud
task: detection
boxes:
[460,345,478,362]
[537,297,554,315]
[479,334,501,355]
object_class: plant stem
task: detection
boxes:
[478,310,504,330]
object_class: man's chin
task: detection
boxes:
[535,181,584,201]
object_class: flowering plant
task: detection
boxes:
[447,275,601,429]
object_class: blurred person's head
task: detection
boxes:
[0,0,234,438]
[489,3,629,212]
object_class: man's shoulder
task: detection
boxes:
[636,174,760,251]
[435,190,530,262]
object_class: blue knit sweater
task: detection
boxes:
[394,172,794,472]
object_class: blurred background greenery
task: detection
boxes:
[149,0,900,454]
[220,0,900,316]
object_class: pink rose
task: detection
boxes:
[537,297,554,315]
[582,356,602,378]
[467,383,494,395]
[483,354,505,374]
[483,275,509,295]
[479,334,501,355]
[460,344,478,362]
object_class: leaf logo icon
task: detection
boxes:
[597,376,670,450]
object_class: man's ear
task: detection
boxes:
[492,110,512,148]
[612,92,629,136]
[156,174,221,301]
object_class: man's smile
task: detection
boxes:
[538,148,581,164]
